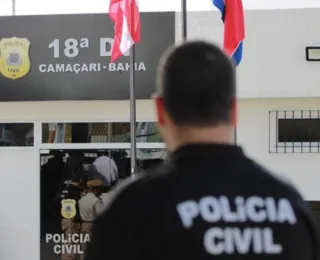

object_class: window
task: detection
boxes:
[269,110,320,153]
[0,123,34,146]
[42,122,162,144]
[278,119,320,143]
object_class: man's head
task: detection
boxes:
[154,41,237,151]
[66,153,84,173]
[52,150,64,159]
[71,170,84,185]
[87,180,103,197]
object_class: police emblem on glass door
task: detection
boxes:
[0,37,31,79]
[61,199,77,219]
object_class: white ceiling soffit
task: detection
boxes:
[7,0,320,16]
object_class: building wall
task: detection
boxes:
[0,148,40,260]
[176,9,320,98]
[237,98,320,199]
[0,99,319,260]
[0,98,319,199]
[0,100,153,121]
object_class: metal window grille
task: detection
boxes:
[269,110,320,153]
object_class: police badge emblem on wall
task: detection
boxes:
[0,37,31,80]
[61,199,77,219]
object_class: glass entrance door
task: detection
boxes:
[40,148,166,260]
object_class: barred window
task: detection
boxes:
[269,110,320,153]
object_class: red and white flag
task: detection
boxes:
[109,0,141,62]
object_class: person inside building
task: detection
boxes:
[41,150,65,235]
[89,151,118,190]
[78,180,104,260]
[48,123,65,143]
[58,152,85,260]
[57,152,85,194]
[60,171,84,260]
[86,41,319,260]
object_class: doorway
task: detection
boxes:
[40,148,166,260]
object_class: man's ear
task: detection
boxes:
[152,93,165,126]
[231,99,237,127]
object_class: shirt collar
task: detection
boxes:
[170,143,245,162]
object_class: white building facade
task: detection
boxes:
[0,2,319,260]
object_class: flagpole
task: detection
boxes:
[12,0,16,15]
[182,0,187,40]
[129,45,137,175]
[234,118,237,145]
[234,66,237,145]
[108,1,138,175]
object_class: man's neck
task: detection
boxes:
[169,125,234,152]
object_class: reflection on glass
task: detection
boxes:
[42,122,162,143]
[0,123,34,146]
[136,122,161,142]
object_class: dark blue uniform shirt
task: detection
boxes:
[86,144,319,260]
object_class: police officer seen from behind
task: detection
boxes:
[86,41,319,260]
[78,180,105,260]
[60,154,85,260]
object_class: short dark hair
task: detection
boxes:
[157,41,236,127]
